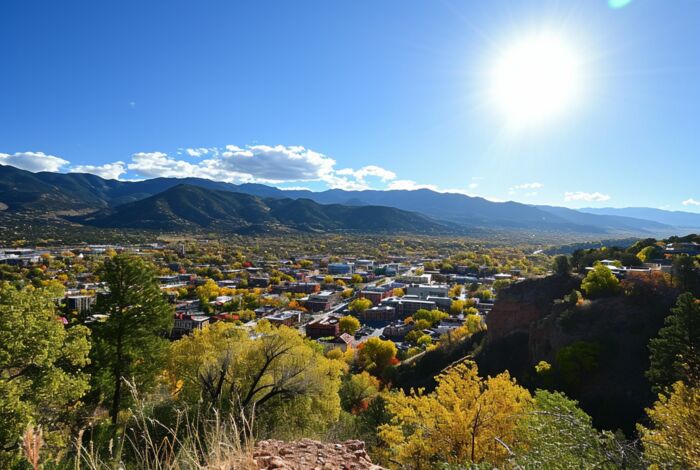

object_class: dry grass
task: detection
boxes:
[69,384,258,469]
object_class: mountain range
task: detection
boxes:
[74,184,452,234]
[1,164,698,236]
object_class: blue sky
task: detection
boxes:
[1,0,699,211]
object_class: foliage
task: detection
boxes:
[513,390,643,469]
[339,315,361,335]
[196,278,220,302]
[450,299,466,315]
[672,256,700,296]
[339,372,381,413]
[647,292,700,393]
[89,255,174,424]
[552,255,571,275]
[357,337,397,375]
[413,308,448,327]
[637,245,662,262]
[0,284,91,465]
[555,341,601,390]
[464,314,486,334]
[534,360,551,375]
[167,322,343,436]
[348,297,372,312]
[378,361,531,468]
[638,380,700,468]
[580,264,620,298]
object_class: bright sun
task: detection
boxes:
[490,33,581,128]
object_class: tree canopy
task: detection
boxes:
[379,361,531,468]
[580,264,620,298]
[0,284,90,464]
[339,315,361,335]
[647,292,700,392]
[167,322,343,436]
[89,255,173,424]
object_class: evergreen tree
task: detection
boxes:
[552,255,571,276]
[89,255,173,424]
[647,292,700,393]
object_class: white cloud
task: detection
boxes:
[682,198,700,206]
[0,151,69,172]
[511,182,544,190]
[279,186,311,191]
[183,147,217,157]
[336,165,396,183]
[468,182,479,189]
[71,162,127,180]
[524,191,538,197]
[124,145,402,191]
[564,191,611,202]
[128,152,201,178]
[125,151,249,182]
[219,144,336,182]
[387,179,439,191]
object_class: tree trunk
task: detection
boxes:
[111,335,123,425]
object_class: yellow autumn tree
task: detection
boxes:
[638,380,700,468]
[167,322,344,437]
[378,360,531,469]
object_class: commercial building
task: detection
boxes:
[305,315,341,339]
[305,290,342,312]
[405,283,449,300]
[328,263,355,275]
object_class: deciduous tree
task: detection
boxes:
[348,297,372,313]
[638,380,700,468]
[357,337,397,375]
[0,285,90,464]
[339,315,361,335]
[379,361,531,468]
[581,264,620,298]
[168,323,343,435]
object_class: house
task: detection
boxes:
[665,242,700,256]
[172,313,210,339]
[249,276,271,288]
[320,333,356,352]
[265,310,302,327]
[305,315,341,339]
[254,305,278,318]
[66,295,95,313]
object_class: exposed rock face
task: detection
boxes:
[253,439,386,470]
[477,274,673,434]
[486,275,580,341]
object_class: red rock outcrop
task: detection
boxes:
[253,439,386,470]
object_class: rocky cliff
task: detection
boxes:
[477,274,674,434]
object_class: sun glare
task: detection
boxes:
[490,33,581,128]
